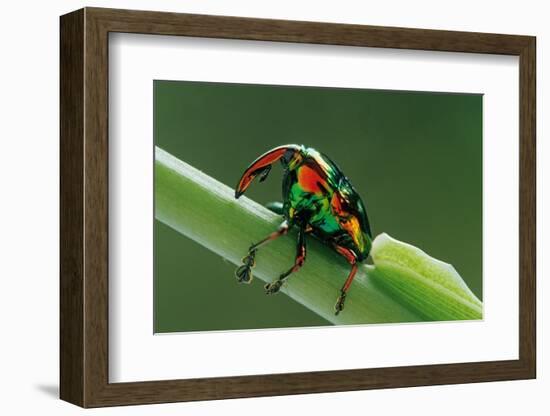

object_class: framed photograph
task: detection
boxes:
[60,7,536,407]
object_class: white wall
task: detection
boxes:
[0,0,545,414]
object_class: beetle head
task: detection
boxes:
[280,146,305,170]
[235,144,302,199]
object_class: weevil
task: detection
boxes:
[234,144,372,315]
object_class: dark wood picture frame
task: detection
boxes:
[60,7,536,408]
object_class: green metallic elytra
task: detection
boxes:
[234,144,372,315]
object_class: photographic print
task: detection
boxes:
[60,9,535,406]
[154,80,483,333]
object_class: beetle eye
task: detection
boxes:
[282,149,295,164]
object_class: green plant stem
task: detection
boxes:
[370,234,483,321]
[155,147,481,325]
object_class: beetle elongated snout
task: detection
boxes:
[235,145,300,198]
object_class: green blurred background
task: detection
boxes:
[154,80,482,333]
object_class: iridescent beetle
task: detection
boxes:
[234,144,372,315]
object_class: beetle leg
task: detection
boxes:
[333,245,358,315]
[249,220,291,252]
[265,225,307,295]
[265,201,284,215]
[235,221,290,284]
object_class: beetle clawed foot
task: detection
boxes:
[235,250,257,284]
[334,291,347,315]
[264,279,283,295]
[235,264,253,284]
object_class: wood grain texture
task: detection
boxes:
[518,38,536,376]
[59,7,537,408]
[83,9,110,406]
[59,8,84,406]
[89,7,532,54]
